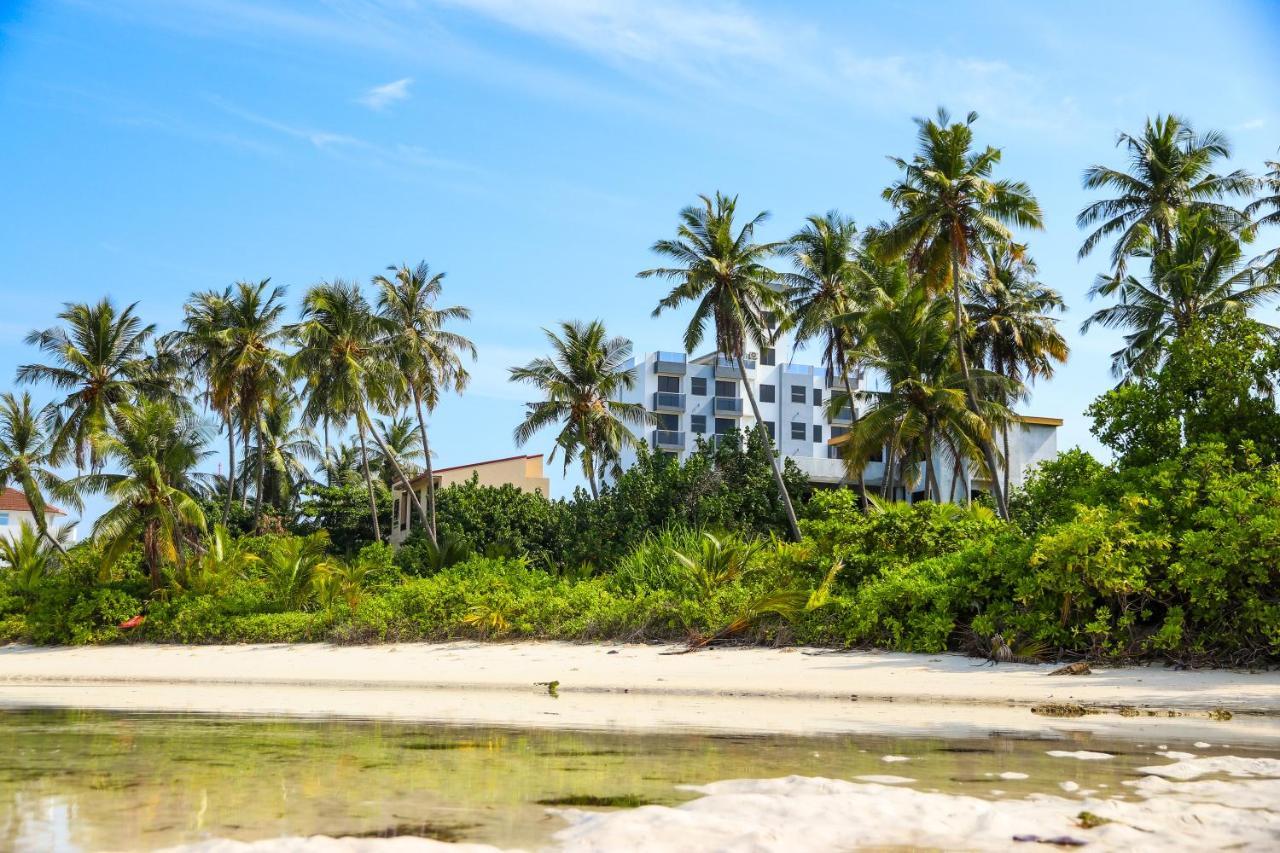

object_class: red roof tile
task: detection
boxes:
[0,487,65,515]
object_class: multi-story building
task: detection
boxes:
[618,333,1061,501]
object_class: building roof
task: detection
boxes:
[0,487,65,515]
[402,454,544,488]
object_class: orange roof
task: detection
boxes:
[403,454,543,487]
[0,487,65,515]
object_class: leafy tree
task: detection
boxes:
[17,298,155,470]
[509,320,649,499]
[0,391,81,551]
[293,480,390,555]
[640,192,801,539]
[245,395,320,516]
[877,109,1043,517]
[1078,114,1253,270]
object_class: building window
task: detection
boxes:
[790,384,807,403]
[656,413,679,430]
[831,426,849,439]
[763,421,775,440]
[761,347,776,366]
[691,414,707,434]
[759,383,775,403]
[715,379,736,398]
[813,388,823,406]
[790,422,806,441]
[657,374,680,393]
[813,424,823,443]
[691,376,707,396]
[0,512,8,526]
[714,417,735,435]
[870,445,884,463]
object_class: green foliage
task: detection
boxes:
[1009,448,1110,534]
[293,481,391,554]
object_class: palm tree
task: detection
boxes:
[639,192,801,540]
[246,395,320,515]
[1246,155,1280,270]
[290,280,405,542]
[372,415,424,488]
[967,243,1069,496]
[509,320,649,499]
[779,211,876,508]
[0,392,81,552]
[841,272,1013,502]
[0,522,63,599]
[77,400,210,588]
[1081,209,1280,378]
[1078,115,1253,270]
[877,109,1043,517]
[319,441,363,486]
[17,298,154,470]
[373,261,475,542]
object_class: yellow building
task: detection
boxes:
[389,454,551,544]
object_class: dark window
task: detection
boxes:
[763,421,775,440]
[691,414,706,434]
[813,424,823,443]
[715,379,736,398]
[657,375,680,393]
[656,413,679,430]
[761,347,776,366]
[764,312,778,330]
[813,388,823,406]
[790,384,807,403]
[831,426,849,439]
[759,383,775,403]
[790,422,806,440]
[691,376,707,396]
[714,418,735,435]
[870,445,884,463]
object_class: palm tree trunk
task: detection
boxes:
[322,417,332,486]
[1002,424,1012,502]
[738,356,801,541]
[924,438,941,502]
[411,390,438,544]
[240,425,250,511]
[224,414,236,521]
[369,414,428,527]
[253,420,265,523]
[584,452,599,500]
[949,243,1008,518]
[841,374,869,512]
[355,416,382,542]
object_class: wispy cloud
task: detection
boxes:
[359,77,412,110]
[1236,117,1267,131]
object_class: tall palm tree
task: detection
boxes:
[877,109,1043,517]
[509,320,649,499]
[0,392,81,552]
[967,243,1069,496]
[1247,155,1280,270]
[1078,115,1253,270]
[639,192,801,540]
[372,415,424,489]
[779,211,876,509]
[1081,209,1280,378]
[373,261,475,542]
[77,400,210,588]
[290,280,403,542]
[246,395,320,515]
[17,298,154,470]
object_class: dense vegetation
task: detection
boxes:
[2,113,1278,665]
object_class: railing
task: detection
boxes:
[783,363,815,376]
[824,371,859,389]
[713,396,744,416]
[715,355,753,379]
[652,429,685,450]
[652,391,686,412]
[653,352,687,375]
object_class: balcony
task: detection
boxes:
[714,355,754,380]
[794,453,886,486]
[829,406,853,425]
[653,351,687,375]
[652,391,686,412]
[824,370,860,389]
[652,429,685,451]
[713,396,744,416]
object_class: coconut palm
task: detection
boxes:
[373,261,475,541]
[372,415,424,489]
[639,192,801,540]
[17,298,155,470]
[509,320,649,499]
[1078,115,1253,270]
[76,400,210,588]
[245,395,320,515]
[0,392,81,552]
[0,523,64,598]
[779,211,877,508]
[1081,209,1280,378]
[1247,157,1280,230]
[967,243,1069,496]
[877,109,1042,517]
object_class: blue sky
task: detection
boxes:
[2,0,1279,524]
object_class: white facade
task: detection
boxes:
[618,333,1060,500]
[0,488,76,544]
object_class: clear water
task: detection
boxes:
[0,708,1273,851]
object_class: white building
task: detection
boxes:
[618,332,1061,502]
[0,488,76,543]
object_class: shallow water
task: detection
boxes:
[1,708,1276,851]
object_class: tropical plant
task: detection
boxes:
[168,523,258,597]
[0,391,81,551]
[1247,156,1280,229]
[76,400,210,588]
[509,320,649,499]
[256,532,333,610]
[0,522,61,598]
[640,192,801,539]
[1077,114,1253,269]
[17,298,155,470]
[669,531,761,599]
[245,395,320,515]
[1081,209,1280,377]
[372,415,424,489]
[374,261,475,542]
[877,109,1043,517]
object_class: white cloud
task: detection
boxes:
[1235,117,1267,131]
[359,77,413,110]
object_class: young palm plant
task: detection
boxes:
[0,523,63,599]
[0,391,81,552]
[640,192,801,540]
[509,320,649,499]
[877,110,1043,517]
